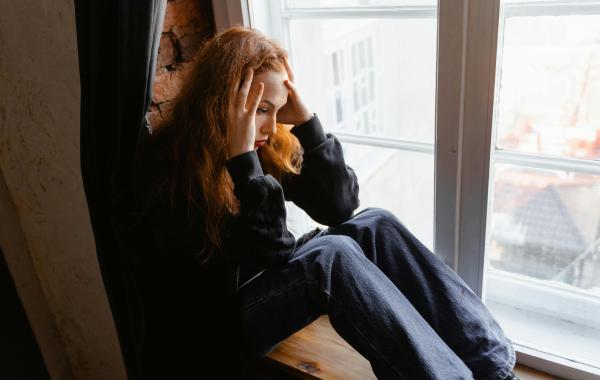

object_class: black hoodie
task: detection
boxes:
[122,114,359,378]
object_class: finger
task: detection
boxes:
[227,90,238,115]
[237,69,254,107]
[248,82,264,113]
[284,79,298,98]
[284,56,295,83]
[245,80,263,109]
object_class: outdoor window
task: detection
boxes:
[213,0,600,377]
[250,0,438,250]
[485,0,600,372]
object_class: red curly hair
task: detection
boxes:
[150,26,303,253]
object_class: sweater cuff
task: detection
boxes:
[226,150,264,189]
[290,114,327,152]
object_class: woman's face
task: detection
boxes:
[250,69,289,149]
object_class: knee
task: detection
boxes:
[308,235,365,269]
[317,235,362,256]
[314,236,373,290]
[357,207,404,231]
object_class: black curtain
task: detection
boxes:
[74,1,166,378]
[1,247,50,380]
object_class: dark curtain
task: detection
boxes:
[74,1,166,378]
[1,247,50,380]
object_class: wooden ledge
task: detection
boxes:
[246,315,559,380]
[265,315,376,379]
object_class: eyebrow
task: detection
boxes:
[260,100,276,107]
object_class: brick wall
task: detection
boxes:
[149,0,215,128]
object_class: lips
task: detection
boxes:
[254,139,267,148]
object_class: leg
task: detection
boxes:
[315,207,516,379]
[237,234,473,380]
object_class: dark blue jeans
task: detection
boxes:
[236,207,516,379]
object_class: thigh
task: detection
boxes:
[235,238,330,360]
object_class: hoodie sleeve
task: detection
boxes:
[282,114,360,227]
[226,150,296,268]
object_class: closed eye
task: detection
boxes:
[257,108,269,114]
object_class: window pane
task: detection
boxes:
[284,144,434,251]
[486,3,600,367]
[495,14,600,160]
[286,0,436,7]
[251,0,437,256]
[344,143,434,249]
[485,164,600,367]
[288,18,436,142]
[489,164,600,288]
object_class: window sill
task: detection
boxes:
[486,270,600,378]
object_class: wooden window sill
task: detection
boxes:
[244,315,560,379]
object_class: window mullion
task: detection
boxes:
[504,0,600,17]
[495,150,600,176]
[435,0,501,297]
[279,6,437,19]
[336,133,434,154]
[435,0,466,275]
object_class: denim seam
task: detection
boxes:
[243,279,321,313]
[323,289,407,380]
[477,338,516,380]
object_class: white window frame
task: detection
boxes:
[212,1,600,378]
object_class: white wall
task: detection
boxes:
[0,1,126,379]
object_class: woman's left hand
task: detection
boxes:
[276,55,314,127]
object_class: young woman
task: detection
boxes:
[126,26,517,379]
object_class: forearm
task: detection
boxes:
[226,151,296,267]
[284,115,360,226]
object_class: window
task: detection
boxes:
[248,0,438,250]
[213,0,600,377]
[484,0,600,372]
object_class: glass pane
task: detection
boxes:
[494,14,600,160]
[344,144,434,250]
[486,3,600,367]
[288,18,437,143]
[489,164,600,288]
[485,164,600,366]
[286,144,434,250]
[286,0,436,8]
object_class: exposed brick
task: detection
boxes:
[178,32,205,62]
[163,0,203,33]
[157,34,177,68]
[150,0,214,116]
[158,101,175,120]
[153,69,175,104]
[172,23,201,39]
[152,63,193,104]
[147,104,163,130]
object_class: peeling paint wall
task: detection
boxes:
[0,1,126,379]
[0,173,70,379]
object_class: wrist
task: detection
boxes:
[229,145,254,159]
[293,111,314,127]
[290,113,326,151]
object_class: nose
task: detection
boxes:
[261,115,277,136]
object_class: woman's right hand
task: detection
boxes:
[227,69,264,158]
